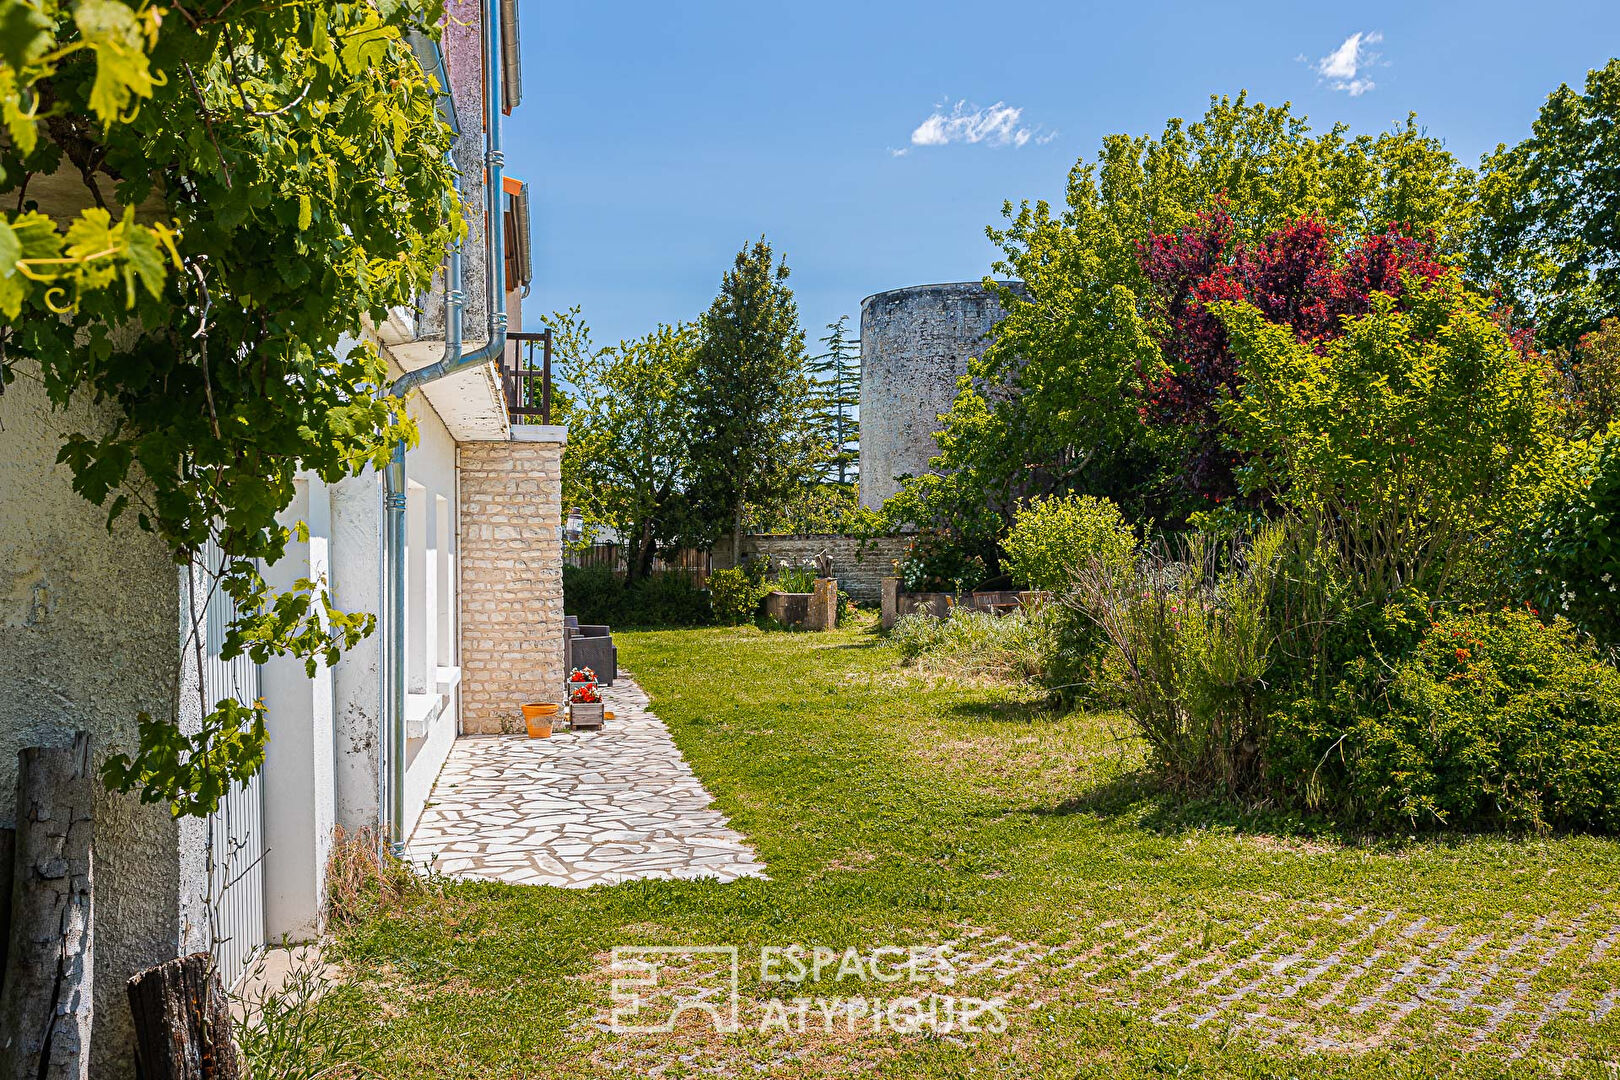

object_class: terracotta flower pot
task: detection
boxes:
[521,702,559,738]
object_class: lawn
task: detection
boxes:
[318,619,1620,1078]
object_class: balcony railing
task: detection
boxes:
[502,329,552,426]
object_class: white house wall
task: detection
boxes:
[260,476,338,941]
[398,389,462,839]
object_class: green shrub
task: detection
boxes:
[709,567,768,626]
[1004,494,1137,593]
[1217,281,1556,604]
[897,533,987,593]
[630,573,713,627]
[1270,608,1620,832]
[561,566,624,624]
[1515,428,1620,648]
[563,566,711,627]
[891,607,1057,685]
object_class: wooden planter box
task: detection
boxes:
[570,701,605,729]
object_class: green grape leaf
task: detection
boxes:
[74,0,156,125]
[0,0,53,70]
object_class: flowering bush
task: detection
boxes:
[568,667,596,683]
[1269,608,1620,832]
[1515,429,1620,648]
[570,683,602,704]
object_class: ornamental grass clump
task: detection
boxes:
[1072,523,1296,795]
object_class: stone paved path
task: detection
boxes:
[405,675,767,887]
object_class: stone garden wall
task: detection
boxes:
[459,436,565,734]
[735,533,911,603]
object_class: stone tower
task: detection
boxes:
[857,281,1016,510]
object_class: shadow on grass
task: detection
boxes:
[1022,770,1350,842]
[942,699,1058,725]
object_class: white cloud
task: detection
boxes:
[908,100,1046,148]
[1315,31,1382,95]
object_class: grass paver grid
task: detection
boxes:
[326,621,1620,1078]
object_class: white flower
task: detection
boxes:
[1604,572,1613,583]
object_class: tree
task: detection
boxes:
[1563,318,1620,435]
[1137,207,1448,504]
[551,308,699,584]
[1477,58,1620,354]
[687,237,819,562]
[807,315,860,486]
[876,95,1478,548]
[1,0,459,812]
[1217,276,1556,603]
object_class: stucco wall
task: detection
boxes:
[858,282,1015,510]
[327,387,462,840]
[458,434,565,734]
[0,367,206,1078]
[737,534,912,603]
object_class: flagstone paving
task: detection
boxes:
[405,675,767,887]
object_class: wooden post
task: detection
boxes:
[126,953,242,1080]
[0,826,15,991]
[0,734,94,1080]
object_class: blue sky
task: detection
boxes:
[505,0,1620,351]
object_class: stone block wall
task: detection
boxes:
[736,533,912,602]
[458,438,565,734]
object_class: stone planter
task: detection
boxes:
[763,578,838,631]
[880,576,1046,629]
[763,590,812,626]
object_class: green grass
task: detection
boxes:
[318,618,1620,1078]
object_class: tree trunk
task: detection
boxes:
[635,534,657,583]
[732,508,744,570]
[627,518,656,586]
[0,734,94,1080]
[126,953,242,1080]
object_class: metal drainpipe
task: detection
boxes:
[381,0,508,853]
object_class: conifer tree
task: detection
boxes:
[687,237,819,562]
[808,316,861,486]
